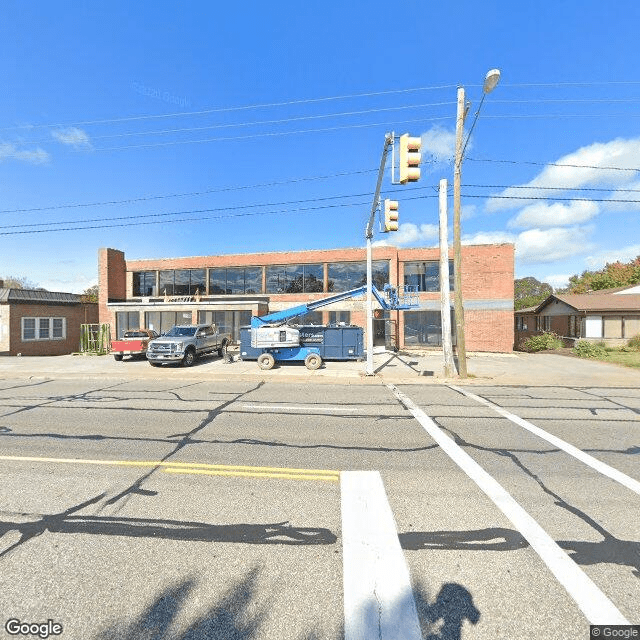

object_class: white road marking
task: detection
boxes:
[388,384,629,626]
[449,384,640,496]
[341,470,423,640]
[242,403,359,413]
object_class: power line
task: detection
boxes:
[0,168,381,215]
[18,101,457,145]
[466,184,640,193]
[0,84,459,132]
[463,194,640,203]
[467,157,640,172]
[1,184,441,229]
[91,116,454,152]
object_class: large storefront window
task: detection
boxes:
[115,311,140,339]
[159,270,206,296]
[209,267,263,295]
[266,264,323,293]
[145,311,192,335]
[198,310,251,342]
[404,261,453,292]
[133,271,157,297]
[327,261,389,292]
[404,310,455,346]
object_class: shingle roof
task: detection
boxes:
[0,288,83,304]
[543,293,640,312]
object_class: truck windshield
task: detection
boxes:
[165,327,197,337]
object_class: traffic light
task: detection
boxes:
[399,133,421,183]
[383,199,399,232]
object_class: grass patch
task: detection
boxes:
[599,350,640,368]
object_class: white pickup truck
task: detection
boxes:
[146,323,230,367]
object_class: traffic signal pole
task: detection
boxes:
[365,133,394,376]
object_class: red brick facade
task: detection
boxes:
[99,244,515,352]
[1,300,98,356]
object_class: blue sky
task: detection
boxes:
[1,1,639,293]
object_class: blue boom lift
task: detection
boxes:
[250,284,417,370]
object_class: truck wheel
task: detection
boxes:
[182,348,197,367]
[304,353,322,370]
[257,353,275,370]
[149,362,161,367]
[113,354,123,362]
[218,340,228,358]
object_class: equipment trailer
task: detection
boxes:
[248,284,417,370]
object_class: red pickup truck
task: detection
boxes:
[111,329,159,361]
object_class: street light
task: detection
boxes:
[452,68,500,378]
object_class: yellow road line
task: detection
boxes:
[163,468,339,482]
[0,454,340,481]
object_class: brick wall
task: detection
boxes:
[102,243,515,352]
[7,302,98,356]
[98,247,126,328]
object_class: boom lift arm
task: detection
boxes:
[250,284,417,328]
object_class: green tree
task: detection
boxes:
[514,277,552,310]
[81,284,99,302]
[568,256,640,293]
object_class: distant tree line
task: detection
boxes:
[515,255,640,310]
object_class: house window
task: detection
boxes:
[22,317,66,342]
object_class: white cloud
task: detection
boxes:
[543,274,571,290]
[51,127,91,148]
[420,126,455,162]
[0,142,49,164]
[508,200,599,228]
[516,226,595,264]
[373,222,439,247]
[585,244,640,269]
[462,226,594,264]
[462,230,515,245]
[486,136,640,213]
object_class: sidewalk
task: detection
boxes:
[1,348,639,387]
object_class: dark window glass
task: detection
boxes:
[245,267,262,294]
[209,268,226,294]
[174,270,190,295]
[403,310,455,346]
[285,265,304,293]
[133,271,157,296]
[404,261,453,292]
[329,311,351,324]
[116,311,140,339]
[328,261,389,293]
[190,269,206,295]
[159,271,175,296]
[266,266,288,293]
[225,268,245,294]
[304,264,324,292]
[295,311,323,325]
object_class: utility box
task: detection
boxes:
[241,325,364,361]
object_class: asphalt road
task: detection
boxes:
[0,377,637,639]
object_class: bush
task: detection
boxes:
[627,334,640,351]
[520,332,564,352]
[573,340,607,358]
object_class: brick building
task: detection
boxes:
[99,243,515,352]
[0,284,98,356]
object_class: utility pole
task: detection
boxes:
[453,86,468,377]
[439,179,456,377]
[365,133,394,376]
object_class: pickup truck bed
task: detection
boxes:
[111,330,158,361]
